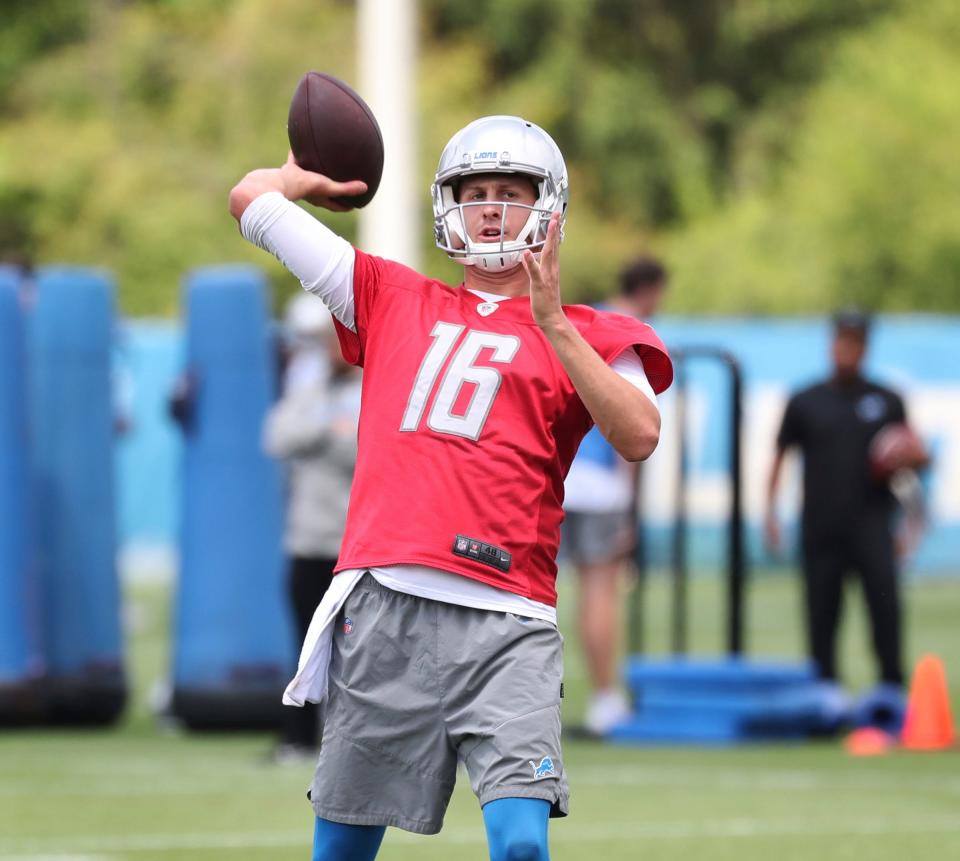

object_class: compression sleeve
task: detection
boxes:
[240,192,357,331]
[610,348,658,409]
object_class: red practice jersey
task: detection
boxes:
[332,251,672,607]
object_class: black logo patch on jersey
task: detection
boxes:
[453,534,512,572]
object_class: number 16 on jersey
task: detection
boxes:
[400,321,520,441]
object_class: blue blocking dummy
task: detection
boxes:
[0,270,44,722]
[30,268,126,724]
[172,267,291,729]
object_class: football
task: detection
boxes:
[287,71,384,208]
[869,422,925,480]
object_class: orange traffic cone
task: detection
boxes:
[901,654,956,751]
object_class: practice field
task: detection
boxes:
[2,571,958,861]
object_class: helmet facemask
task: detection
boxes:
[433,177,561,272]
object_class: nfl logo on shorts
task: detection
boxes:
[343,617,354,635]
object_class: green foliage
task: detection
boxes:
[425,0,894,225]
[667,0,960,312]
[0,0,956,314]
[0,0,89,107]
[0,0,360,315]
[2,576,960,860]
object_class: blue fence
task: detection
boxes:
[116,314,959,576]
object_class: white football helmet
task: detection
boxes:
[431,115,569,272]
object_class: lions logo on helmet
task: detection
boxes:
[431,116,569,273]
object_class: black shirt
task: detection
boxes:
[777,377,905,537]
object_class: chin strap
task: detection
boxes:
[466,250,524,272]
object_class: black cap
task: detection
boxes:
[832,307,871,336]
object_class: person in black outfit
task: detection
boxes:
[765,309,929,724]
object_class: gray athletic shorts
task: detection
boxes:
[561,509,633,565]
[309,573,569,834]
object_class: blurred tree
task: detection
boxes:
[0,184,42,263]
[0,0,956,314]
[0,0,90,108]
[0,0,359,315]
[667,0,960,312]
[425,0,894,225]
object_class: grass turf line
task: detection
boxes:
[0,571,957,860]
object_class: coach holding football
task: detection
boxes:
[765,309,929,722]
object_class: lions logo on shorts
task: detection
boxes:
[529,756,556,780]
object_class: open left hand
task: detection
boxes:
[522,212,566,332]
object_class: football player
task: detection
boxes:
[229,116,672,861]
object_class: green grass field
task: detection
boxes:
[2,570,958,860]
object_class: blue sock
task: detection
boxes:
[482,797,551,861]
[312,816,385,861]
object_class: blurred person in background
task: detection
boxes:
[562,258,668,736]
[264,293,361,762]
[765,308,930,728]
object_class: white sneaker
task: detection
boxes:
[814,681,852,731]
[584,688,631,735]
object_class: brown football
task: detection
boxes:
[287,71,384,208]
[869,422,926,480]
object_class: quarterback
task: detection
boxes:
[230,116,672,861]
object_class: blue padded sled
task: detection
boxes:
[30,268,126,724]
[607,657,831,745]
[0,270,44,722]
[171,266,291,729]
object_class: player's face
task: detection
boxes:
[832,329,866,377]
[634,282,666,318]
[457,174,538,246]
